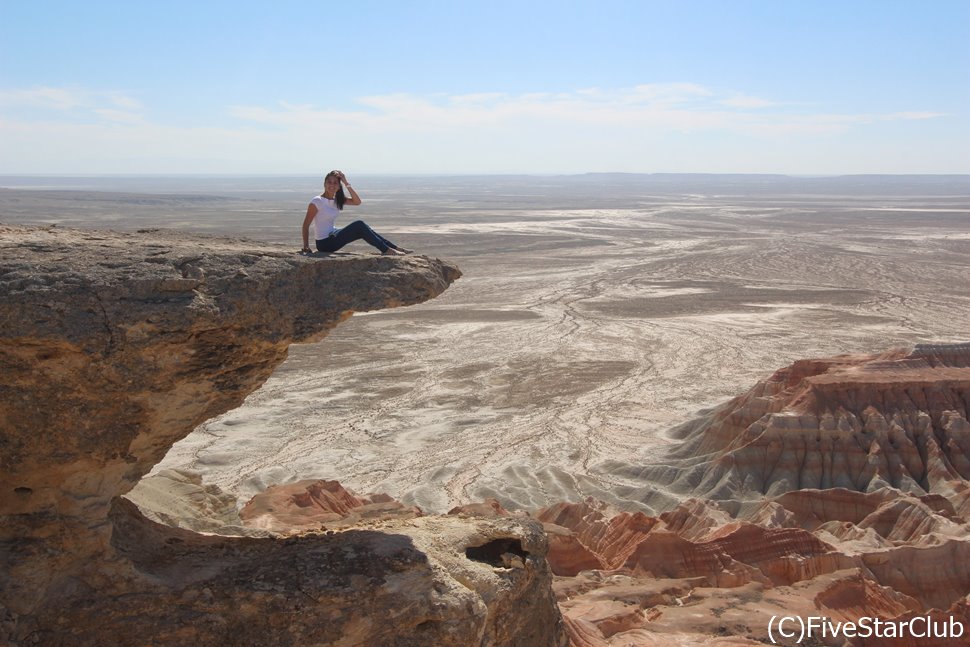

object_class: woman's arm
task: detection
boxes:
[339,172,362,206]
[301,203,317,252]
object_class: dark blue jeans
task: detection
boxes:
[315,220,399,253]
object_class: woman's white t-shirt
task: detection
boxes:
[310,195,340,240]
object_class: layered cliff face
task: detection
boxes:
[0,225,565,646]
[610,344,970,502]
[544,344,970,645]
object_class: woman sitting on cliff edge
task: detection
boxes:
[301,170,412,256]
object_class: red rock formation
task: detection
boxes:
[547,344,970,646]
[542,524,607,576]
[239,479,423,532]
[813,571,921,621]
[536,500,660,569]
[658,344,970,501]
[448,498,516,517]
[658,497,735,540]
[551,490,970,645]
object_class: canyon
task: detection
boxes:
[199,344,970,645]
[3,176,969,645]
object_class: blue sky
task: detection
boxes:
[1,1,968,174]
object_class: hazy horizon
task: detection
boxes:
[4,171,970,178]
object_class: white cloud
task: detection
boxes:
[109,94,143,110]
[0,86,145,122]
[230,85,737,133]
[626,83,713,103]
[0,86,83,110]
[0,83,957,174]
[228,85,947,138]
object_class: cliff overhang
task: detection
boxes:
[0,225,565,646]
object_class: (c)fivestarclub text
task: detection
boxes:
[768,615,965,643]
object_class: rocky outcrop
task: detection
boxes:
[97,499,562,647]
[239,478,423,532]
[0,225,565,646]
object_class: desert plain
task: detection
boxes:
[3,174,968,516]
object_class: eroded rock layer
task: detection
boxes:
[612,344,970,502]
[545,489,970,645]
[0,226,564,646]
[544,344,970,645]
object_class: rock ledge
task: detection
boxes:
[0,225,565,646]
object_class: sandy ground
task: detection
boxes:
[4,177,969,514]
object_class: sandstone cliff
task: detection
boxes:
[0,225,565,646]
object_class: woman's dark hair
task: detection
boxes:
[325,171,346,210]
